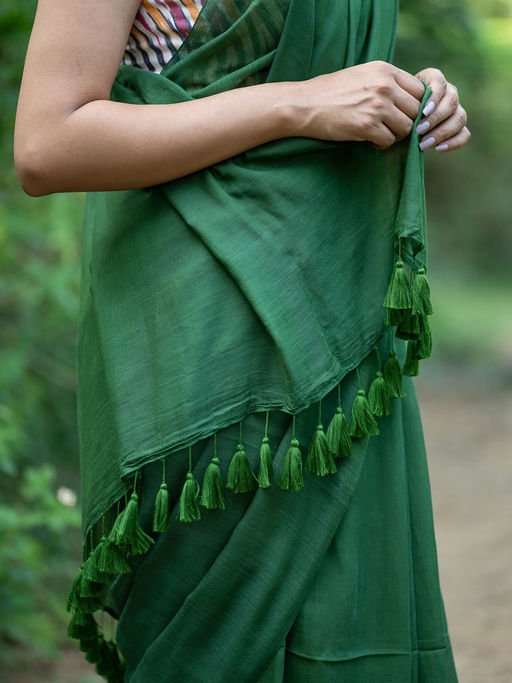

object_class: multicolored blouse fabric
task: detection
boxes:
[122,0,206,73]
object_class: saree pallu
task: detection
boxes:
[66,0,457,680]
[108,337,457,682]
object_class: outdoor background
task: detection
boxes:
[1,0,511,681]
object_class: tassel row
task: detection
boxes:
[383,242,434,378]
[67,239,433,681]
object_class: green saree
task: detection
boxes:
[65,0,458,680]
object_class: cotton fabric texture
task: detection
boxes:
[68,0,458,680]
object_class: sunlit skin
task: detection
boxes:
[14,0,470,197]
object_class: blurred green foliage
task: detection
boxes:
[0,0,511,675]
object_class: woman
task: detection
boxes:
[14,1,470,681]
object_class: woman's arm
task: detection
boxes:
[14,0,427,197]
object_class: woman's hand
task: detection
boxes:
[414,67,471,152]
[291,61,425,149]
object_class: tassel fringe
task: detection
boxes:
[66,238,434,681]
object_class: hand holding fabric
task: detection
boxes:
[290,60,426,149]
[414,67,471,152]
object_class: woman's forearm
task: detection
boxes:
[14,81,297,197]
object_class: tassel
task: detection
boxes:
[349,389,380,438]
[65,565,102,614]
[276,437,304,492]
[153,460,170,532]
[384,259,412,311]
[402,340,420,376]
[80,637,100,661]
[417,314,432,359]
[200,455,226,509]
[395,309,421,340]
[257,436,274,488]
[78,572,102,598]
[306,401,337,475]
[383,350,406,399]
[95,535,132,575]
[227,443,257,493]
[95,638,122,679]
[66,565,85,612]
[306,423,337,475]
[67,612,99,640]
[179,470,202,522]
[82,551,117,584]
[153,482,170,533]
[326,406,353,459]
[385,306,407,327]
[412,267,433,315]
[110,490,154,555]
[368,371,392,417]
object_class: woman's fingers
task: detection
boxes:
[383,106,415,142]
[418,103,468,151]
[393,87,423,121]
[415,67,448,116]
[368,123,397,150]
[416,82,460,140]
[393,67,426,101]
[432,126,472,153]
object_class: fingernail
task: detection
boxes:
[416,120,431,135]
[423,98,435,117]
[435,143,449,152]
[419,136,436,151]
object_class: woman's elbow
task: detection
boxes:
[14,133,57,197]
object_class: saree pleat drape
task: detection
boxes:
[108,338,457,682]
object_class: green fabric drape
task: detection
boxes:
[78,0,425,537]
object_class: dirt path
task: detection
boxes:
[417,378,512,683]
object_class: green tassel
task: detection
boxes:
[402,340,420,376]
[325,406,353,459]
[384,259,412,310]
[417,314,432,359]
[67,612,99,640]
[78,573,102,599]
[110,491,154,555]
[66,565,103,614]
[276,437,304,491]
[95,638,121,679]
[349,389,380,438]
[200,456,226,509]
[226,443,257,493]
[305,424,337,475]
[257,436,274,488]
[66,565,85,612]
[82,552,116,584]
[383,350,406,399]
[153,482,170,533]
[395,309,421,340]
[368,371,392,417]
[80,637,100,661]
[95,536,132,575]
[412,267,433,315]
[179,471,202,522]
[385,307,408,327]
